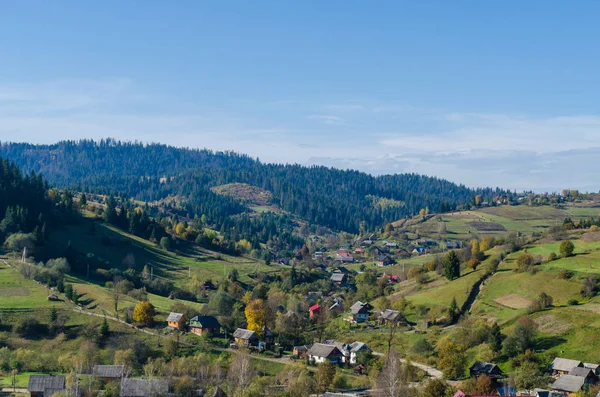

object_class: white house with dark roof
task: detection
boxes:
[307,343,344,365]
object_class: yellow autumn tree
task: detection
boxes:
[175,222,186,236]
[470,239,480,256]
[244,299,266,334]
[133,301,156,326]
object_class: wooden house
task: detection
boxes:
[552,358,584,377]
[166,312,186,330]
[120,378,169,397]
[346,301,372,323]
[28,375,65,397]
[378,309,407,327]
[293,345,312,358]
[189,315,221,336]
[469,361,505,380]
[376,255,394,267]
[233,328,259,347]
[93,365,124,382]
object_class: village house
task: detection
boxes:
[346,301,372,323]
[568,367,596,383]
[333,266,351,274]
[120,378,170,397]
[469,361,505,380]
[376,254,394,267]
[353,248,366,255]
[383,241,398,249]
[396,248,411,258]
[584,363,600,375]
[262,326,275,347]
[329,298,344,313]
[293,344,312,358]
[92,364,124,382]
[166,312,186,330]
[552,375,586,395]
[312,251,325,260]
[341,341,370,364]
[189,315,221,336]
[330,273,348,285]
[233,328,259,347]
[47,294,59,301]
[534,389,566,397]
[378,309,407,327]
[552,358,584,377]
[335,253,355,263]
[28,375,66,397]
[307,343,344,365]
[453,391,518,397]
[309,304,322,319]
[412,247,425,256]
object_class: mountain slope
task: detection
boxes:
[0,139,506,233]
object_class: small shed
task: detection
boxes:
[166,312,186,330]
[233,328,259,347]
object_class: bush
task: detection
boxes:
[468,258,481,270]
[14,317,47,338]
[567,299,579,306]
[557,269,573,280]
[560,240,575,258]
[547,252,558,262]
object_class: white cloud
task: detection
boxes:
[1,79,600,192]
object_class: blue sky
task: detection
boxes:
[1,1,600,191]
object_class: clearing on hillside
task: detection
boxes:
[494,294,532,309]
[534,314,572,335]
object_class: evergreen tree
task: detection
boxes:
[444,251,461,280]
[448,297,459,323]
[50,307,58,322]
[100,318,110,338]
[488,322,503,352]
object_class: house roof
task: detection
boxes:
[121,378,169,397]
[552,375,586,393]
[233,328,258,340]
[190,315,221,328]
[569,367,594,378]
[309,304,321,312]
[92,365,124,378]
[166,312,184,322]
[308,343,343,358]
[470,362,503,376]
[348,341,369,353]
[331,273,346,282]
[350,301,371,315]
[380,309,404,322]
[553,357,583,372]
[262,326,273,337]
[376,255,390,261]
[294,345,312,351]
[28,376,66,393]
[584,363,599,370]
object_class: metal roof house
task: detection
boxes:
[28,375,66,397]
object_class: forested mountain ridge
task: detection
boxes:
[0,139,506,233]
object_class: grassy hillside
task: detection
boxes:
[404,205,600,240]
[42,218,278,286]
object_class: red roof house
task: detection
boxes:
[309,304,322,319]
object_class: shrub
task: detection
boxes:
[547,252,558,262]
[560,240,575,258]
[590,225,599,232]
[14,317,47,338]
[557,269,573,280]
[567,299,579,306]
[468,258,481,270]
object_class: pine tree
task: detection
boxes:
[100,318,110,338]
[50,307,58,322]
[444,251,461,280]
[448,298,459,323]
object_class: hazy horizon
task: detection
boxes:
[2,2,600,192]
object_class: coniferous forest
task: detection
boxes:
[0,139,505,234]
